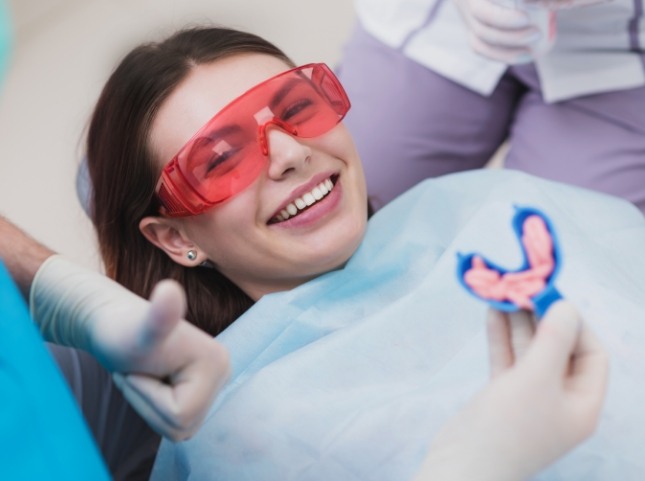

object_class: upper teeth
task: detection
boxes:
[276,178,334,221]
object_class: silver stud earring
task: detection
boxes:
[186,250,197,261]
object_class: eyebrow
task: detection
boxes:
[201,123,244,141]
[184,124,244,171]
[269,76,308,109]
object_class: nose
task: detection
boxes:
[264,127,312,180]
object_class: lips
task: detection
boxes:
[269,175,338,224]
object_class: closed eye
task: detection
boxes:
[280,98,315,122]
[204,147,241,176]
[187,136,244,180]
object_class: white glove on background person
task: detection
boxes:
[414,301,608,481]
[526,0,612,10]
[30,255,229,441]
[454,0,613,64]
[453,0,545,64]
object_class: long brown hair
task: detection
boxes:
[86,27,294,336]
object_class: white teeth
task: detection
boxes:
[274,177,335,222]
[303,193,316,206]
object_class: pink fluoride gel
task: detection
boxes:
[463,215,554,310]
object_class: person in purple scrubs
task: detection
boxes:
[339,0,645,213]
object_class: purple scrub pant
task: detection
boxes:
[338,23,645,214]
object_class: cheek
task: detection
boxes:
[187,191,260,250]
[321,125,360,161]
[328,128,366,192]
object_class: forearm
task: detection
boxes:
[0,215,55,299]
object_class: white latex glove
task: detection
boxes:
[525,0,612,10]
[453,0,547,63]
[414,301,608,481]
[30,255,229,441]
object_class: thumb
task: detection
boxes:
[520,301,581,377]
[139,279,187,349]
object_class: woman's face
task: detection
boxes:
[148,54,368,299]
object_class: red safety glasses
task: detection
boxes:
[156,63,350,217]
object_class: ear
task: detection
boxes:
[139,216,208,267]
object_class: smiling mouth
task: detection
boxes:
[269,175,338,224]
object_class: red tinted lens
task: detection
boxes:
[157,63,350,216]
